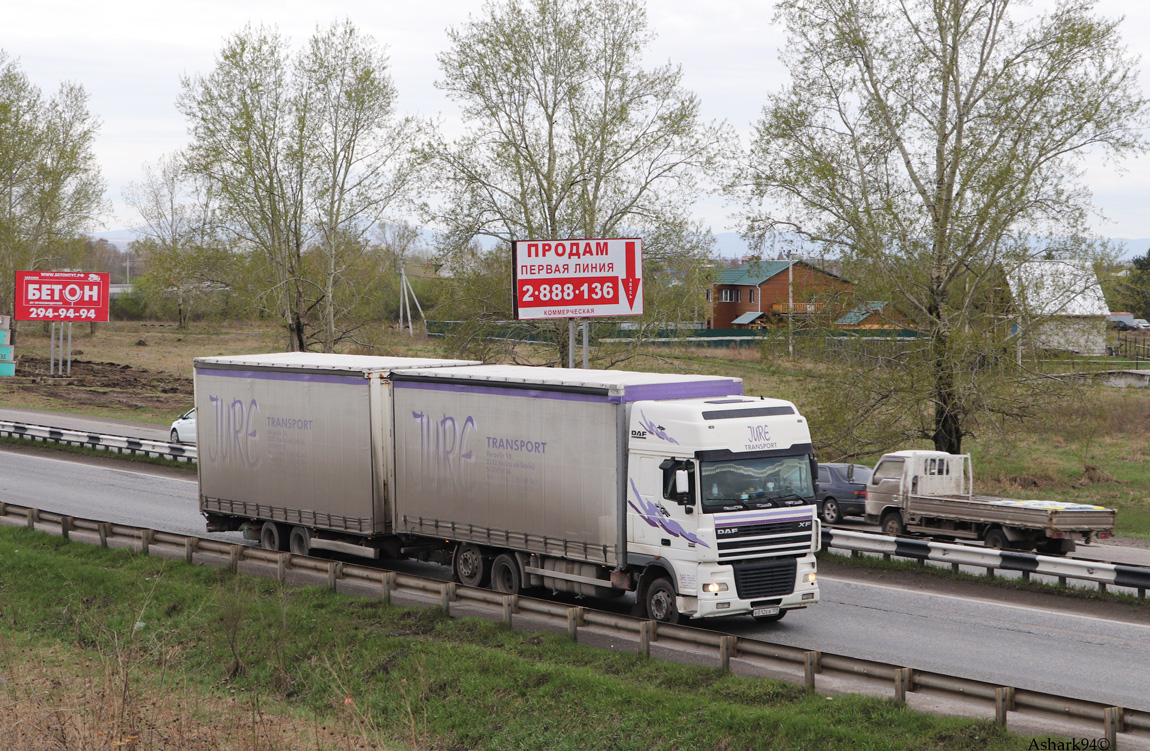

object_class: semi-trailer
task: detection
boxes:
[195,353,821,622]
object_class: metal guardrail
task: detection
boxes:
[0,500,1146,746]
[822,528,1150,597]
[0,420,196,462]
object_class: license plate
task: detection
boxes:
[753,606,780,617]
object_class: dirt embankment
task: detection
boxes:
[9,354,193,414]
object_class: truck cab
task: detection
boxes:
[625,396,821,622]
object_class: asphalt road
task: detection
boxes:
[2,447,1148,712]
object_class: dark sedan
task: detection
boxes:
[815,463,871,524]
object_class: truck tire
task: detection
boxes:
[490,553,523,595]
[982,528,1008,550]
[645,577,680,623]
[881,512,905,538]
[453,544,490,588]
[260,522,286,552]
[820,498,842,524]
[289,526,311,556]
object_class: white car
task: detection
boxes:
[170,407,197,444]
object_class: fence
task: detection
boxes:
[0,500,1146,747]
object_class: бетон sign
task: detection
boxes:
[15,271,110,322]
[512,238,643,320]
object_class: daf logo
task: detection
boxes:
[630,430,647,439]
[716,528,738,535]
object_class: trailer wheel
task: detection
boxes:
[289,526,311,556]
[982,528,1008,550]
[880,512,905,538]
[820,498,842,524]
[454,544,490,588]
[645,577,680,623]
[260,522,286,551]
[490,553,523,594]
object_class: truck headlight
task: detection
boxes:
[804,572,817,584]
[702,582,728,593]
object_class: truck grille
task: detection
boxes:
[732,558,797,599]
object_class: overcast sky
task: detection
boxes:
[5,0,1150,248]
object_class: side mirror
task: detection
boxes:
[675,469,689,495]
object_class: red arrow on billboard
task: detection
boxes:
[621,241,641,309]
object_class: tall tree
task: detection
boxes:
[430,0,730,363]
[739,0,1147,453]
[122,153,229,327]
[0,51,106,341]
[178,22,421,351]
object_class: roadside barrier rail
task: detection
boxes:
[822,528,1150,597]
[0,500,1146,747]
[0,419,196,462]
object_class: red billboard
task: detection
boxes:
[511,238,643,320]
[15,271,110,322]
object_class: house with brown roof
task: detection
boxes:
[708,261,852,329]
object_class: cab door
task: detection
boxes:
[866,457,905,518]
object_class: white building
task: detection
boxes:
[1007,260,1110,356]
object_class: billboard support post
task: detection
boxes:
[582,320,589,369]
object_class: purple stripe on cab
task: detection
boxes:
[197,368,365,386]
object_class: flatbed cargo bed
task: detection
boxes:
[906,494,1117,534]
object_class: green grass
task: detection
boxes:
[0,525,1039,751]
[0,433,197,473]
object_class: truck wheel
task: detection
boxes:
[490,553,522,594]
[983,528,1008,550]
[260,522,286,551]
[645,578,680,623]
[289,526,311,556]
[454,544,490,588]
[820,498,842,524]
[752,610,787,624]
[881,512,905,538]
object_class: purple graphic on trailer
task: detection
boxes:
[627,479,709,547]
[638,411,678,444]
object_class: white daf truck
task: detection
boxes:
[194,353,821,622]
[865,450,1116,554]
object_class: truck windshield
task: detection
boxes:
[700,455,814,512]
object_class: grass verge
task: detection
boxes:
[0,524,1043,751]
[0,433,198,474]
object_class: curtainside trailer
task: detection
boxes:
[195,354,821,622]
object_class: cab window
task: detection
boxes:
[871,458,904,484]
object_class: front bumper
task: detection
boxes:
[683,554,820,619]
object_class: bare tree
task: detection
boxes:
[430,0,731,362]
[738,0,1147,453]
[0,51,106,342]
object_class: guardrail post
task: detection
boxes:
[804,651,821,690]
[185,537,197,564]
[1104,707,1122,747]
[0,501,7,517]
[1098,582,1108,595]
[986,566,995,579]
[98,522,109,548]
[60,516,72,541]
[276,554,288,582]
[567,607,585,642]
[26,507,37,530]
[994,687,1014,727]
[441,583,457,615]
[229,545,241,573]
[140,529,152,555]
[382,572,397,605]
[895,668,913,705]
[951,562,959,574]
[719,635,737,674]
[1139,587,1146,600]
[639,621,655,658]
[502,594,518,626]
[328,561,342,591]
[1021,570,1030,582]
[1058,575,1067,587]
